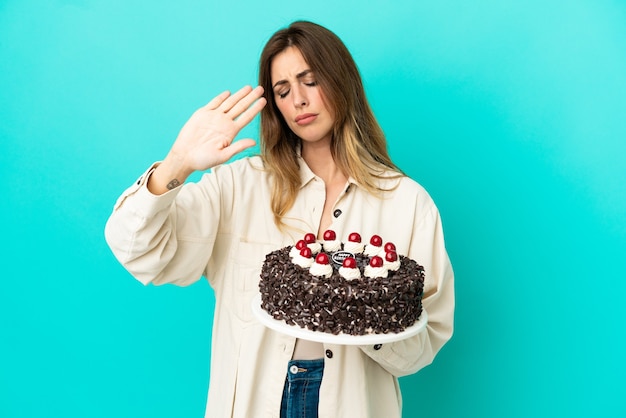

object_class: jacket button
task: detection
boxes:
[333,209,342,218]
[373,344,382,350]
[325,349,333,359]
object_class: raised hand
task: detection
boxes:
[148,86,266,194]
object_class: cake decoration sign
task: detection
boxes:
[331,251,354,269]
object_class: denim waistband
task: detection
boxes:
[285,358,324,382]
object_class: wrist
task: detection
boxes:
[162,151,195,178]
[147,157,193,195]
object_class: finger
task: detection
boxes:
[218,85,254,114]
[221,138,257,160]
[226,86,265,119]
[234,96,267,129]
[204,90,231,110]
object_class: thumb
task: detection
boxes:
[221,138,257,160]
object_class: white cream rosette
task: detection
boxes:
[364,265,388,278]
[321,239,341,252]
[364,244,383,257]
[307,241,322,254]
[384,258,401,271]
[292,254,314,268]
[344,241,364,254]
[289,245,303,258]
[339,266,361,280]
[309,261,332,278]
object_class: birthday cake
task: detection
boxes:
[258,230,425,336]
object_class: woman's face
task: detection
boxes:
[270,46,335,146]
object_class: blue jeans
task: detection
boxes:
[280,358,324,418]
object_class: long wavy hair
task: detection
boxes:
[259,21,403,230]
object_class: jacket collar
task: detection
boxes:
[296,154,359,190]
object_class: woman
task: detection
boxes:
[105,21,454,418]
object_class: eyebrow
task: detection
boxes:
[272,69,313,89]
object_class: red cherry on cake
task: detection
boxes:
[323,229,336,241]
[295,240,307,250]
[348,232,362,243]
[385,251,398,262]
[304,233,316,244]
[342,257,357,269]
[370,256,384,268]
[300,247,312,258]
[384,242,396,252]
[369,235,383,246]
[315,253,330,265]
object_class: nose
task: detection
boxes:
[292,85,308,108]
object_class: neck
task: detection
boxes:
[301,140,347,185]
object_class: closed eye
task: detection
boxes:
[275,80,318,100]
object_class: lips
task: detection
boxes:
[295,113,317,125]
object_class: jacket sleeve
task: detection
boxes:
[359,201,455,377]
[104,164,222,287]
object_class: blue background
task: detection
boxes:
[2,0,625,417]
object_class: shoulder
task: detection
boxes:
[395,175,429,197]
[377,171,435,206]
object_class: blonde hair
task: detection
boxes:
[259,21,404,229]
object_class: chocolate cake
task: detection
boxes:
[258,231,425,336]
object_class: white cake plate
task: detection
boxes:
[251,294,428,345]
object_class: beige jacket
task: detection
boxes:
[105,156,454,418]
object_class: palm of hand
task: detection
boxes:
[171,86,266,172]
